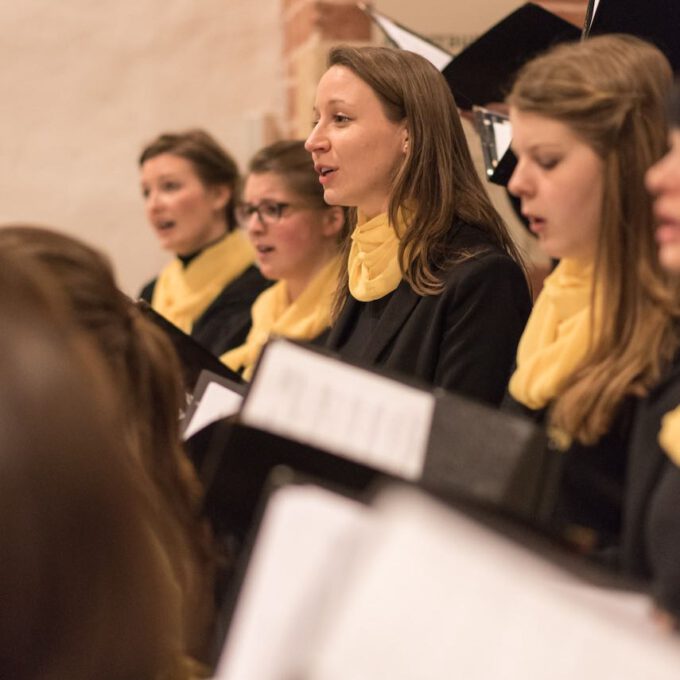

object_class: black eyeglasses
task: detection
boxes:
[236,200,294,226]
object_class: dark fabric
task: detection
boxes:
[623,354,680,617]
[504,394,635,556]
[138,265,272,357]
[326,221,531,406]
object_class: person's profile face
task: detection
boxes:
[646,130,680,274]
[140,153,230,256]
[507,109,604,263]
[305,65,407,220]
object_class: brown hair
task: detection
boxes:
[0,254,181,680]
[325,45,525,315]
[0,225,216,662]
[508,34,680,444]
[139,128,240,231]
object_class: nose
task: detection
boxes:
[145,188,163,213]
[305,124,329,154]
[244,210,266,238]
[507,159,532,198]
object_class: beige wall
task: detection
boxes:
[1,1,583,294]
[0,1,286,295]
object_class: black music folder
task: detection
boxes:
[442,3,580,111]
[587,0,680,73]
[199,338,559,543]
[136,299,243,391]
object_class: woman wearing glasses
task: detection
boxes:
[139,129,270,356]
[221,140,346,380]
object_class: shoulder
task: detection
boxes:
[138,277,157,303]
[438,223,529,300]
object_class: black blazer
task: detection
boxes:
[623,355,680,617]
[504,394,634,555]
[140,265,271,357]
[326,221,531,405]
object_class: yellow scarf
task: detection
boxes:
[221,257,340,381]
[151,230,254,334]
[348,209,408,301]
[509,259,597,410]
[659,407,680,467]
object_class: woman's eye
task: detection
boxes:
[538,158,559,170]
[261,202,280,218]
[161,181,181,191]
[333,114,351,124]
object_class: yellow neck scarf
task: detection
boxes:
[509,259,597,410]
[151,230,254,334]
[659,407,680,466]
[221,256,341,381]
[348,210,407,301]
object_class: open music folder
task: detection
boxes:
[214,479,680,680]
[200,338,558,544]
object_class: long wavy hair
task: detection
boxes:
[508,34,680,444]
[325,45,526,317]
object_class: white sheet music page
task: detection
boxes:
[304,486,680,680]
[182,382,243,440]
[214,484,372,680]
[240,340,434,480]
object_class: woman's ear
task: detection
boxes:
[209,185,232,212]
[322,206,346,238]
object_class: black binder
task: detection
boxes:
[198,339,559,544]
[136,299,243,391]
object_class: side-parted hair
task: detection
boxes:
[247,139,349,244]
[139,128,240,231]
[326,45,525,315]
[508,34,680,444]
[0,225,216,662]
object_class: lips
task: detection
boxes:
[314,163,337,185]
[156,220,175,231]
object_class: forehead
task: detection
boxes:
[509,109,581,149]
[243,171,292,199]
[140,153,197,180]
[315,65,380,108]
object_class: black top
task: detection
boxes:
[504,394,635,557]
[140,264,271,357]
[326,220,531,406]
[623,353,680,617]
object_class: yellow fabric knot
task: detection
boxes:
[347,208,410,302]
[221,256,341,381]
[509,259,598,410]
[151,230,254,334]
[659,406,680,467]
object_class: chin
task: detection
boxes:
[659,242,680,274]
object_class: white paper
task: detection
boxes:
[492,118,512,159]
[367,8,453,71]
[182,381,243,440]
[241,340,435,480]
[305,486,680,680]
[214,484,372,680]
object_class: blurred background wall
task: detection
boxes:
[0,0,586,295]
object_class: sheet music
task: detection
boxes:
[304,486,680,680]
[241,340,435,480]
[214,484,371,680]
[182,381,243,440]
[492,118,512,159]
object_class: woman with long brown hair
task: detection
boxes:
[305,45,530,405]
[506,35,680,557]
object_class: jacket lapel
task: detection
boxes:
[360,281,420,364]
